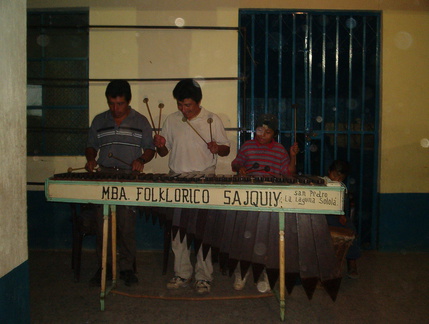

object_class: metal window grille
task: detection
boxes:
[27,11,89,156]
[238,10,381,249]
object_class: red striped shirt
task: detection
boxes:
[231,139,292,176]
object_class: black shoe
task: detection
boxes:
[89,266,112,287]
[120,270,138,286]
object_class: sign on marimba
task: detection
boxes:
[46,180,344,214]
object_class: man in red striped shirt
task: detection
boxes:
[232,114,299,177]
[230,113,299,292]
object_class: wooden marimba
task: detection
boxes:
[45,172,346,320]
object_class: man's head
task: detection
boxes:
[173,79,202,103]
[105,80,132,102]
[105,80,132,121]
[328,160,350,182]
[255,114,279,145]
[173,79,203,120]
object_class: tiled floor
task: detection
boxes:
[29,249,429,323]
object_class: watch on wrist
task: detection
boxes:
[137,157,146,164]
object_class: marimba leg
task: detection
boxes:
[100,204,110,311]
[279,212,286,321]
[111,205,117,286]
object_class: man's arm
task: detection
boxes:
[209,114,230,157]
[288,142,299,175]
[85,147,98,172]
[207,142,230,157]
[132,148,156,172]
[140,148,155,163]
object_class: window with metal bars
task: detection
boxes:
[238,10,381,249]
[27,10,89,156]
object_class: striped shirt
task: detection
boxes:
[231,139,292,176]
[87,108,155,170]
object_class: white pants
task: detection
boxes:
[172,233,213,282]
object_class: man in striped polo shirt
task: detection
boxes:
[85,80,155,287]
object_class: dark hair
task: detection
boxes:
[105,80,132,102]
[328,160,350,178]
[256,113,279,135]
[172,79,202,103]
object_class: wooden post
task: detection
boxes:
[279,211,286,321]
[111,205,117,286]
[100,204,110,311]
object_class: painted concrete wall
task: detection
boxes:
[381,10,429,193]
[0,0,30,322]
[0,0,27,279]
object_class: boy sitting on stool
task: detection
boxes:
[324,160,361,279]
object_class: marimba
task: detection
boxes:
[45,172,346,320]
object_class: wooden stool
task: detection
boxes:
[329,226,355,277]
